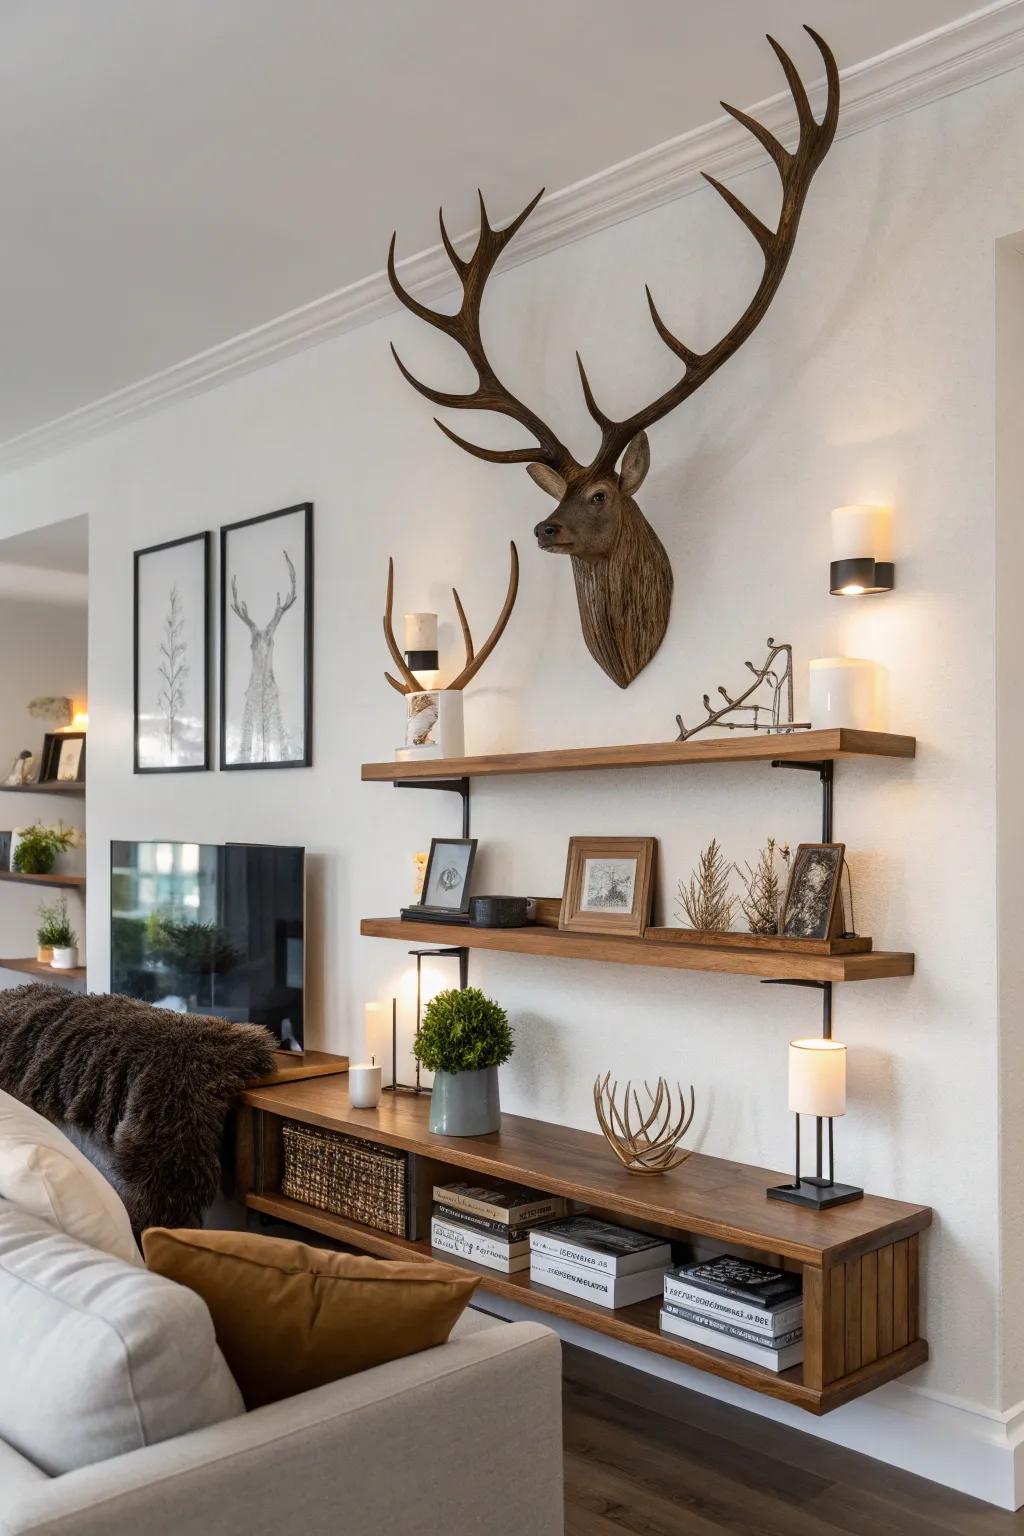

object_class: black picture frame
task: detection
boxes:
[416,837,478,915]
[220,502,313,771]
[779,842,846,940]
[133,531,212,774]
[40,731,87,784]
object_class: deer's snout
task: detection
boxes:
[534,519,572,553]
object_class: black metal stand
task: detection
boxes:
[395,775,471,837]
[768,1111,863,1209]
[382,945,469,1097]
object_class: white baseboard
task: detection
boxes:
[474,1290,1024,1512]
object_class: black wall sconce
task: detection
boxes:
[830,505,894,596]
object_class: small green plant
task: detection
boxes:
[36,894,77,949]
[413,987,514,1075]
[13,822,75,875]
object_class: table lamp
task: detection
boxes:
[768,1038,863,1209]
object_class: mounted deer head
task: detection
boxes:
[387,30,839,688]
[383,540,519,694]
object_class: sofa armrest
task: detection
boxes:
[1,1322,563,1536]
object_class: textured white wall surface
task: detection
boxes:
[0,598,87,964]
[0,57,1022,1492]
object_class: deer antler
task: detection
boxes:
[267,550,298,636]
[582,28,839,474]
[388,194,577,474]
[229,576,256,634]
[383,543,519,695]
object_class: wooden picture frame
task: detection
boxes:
[39,731,87,785]
[133,531,211,773]
[220,502,314,770]
[416,837,478,915]
[559,836,657,939]
[779,842,846,941]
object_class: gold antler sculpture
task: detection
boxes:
[593,1073,696,1176]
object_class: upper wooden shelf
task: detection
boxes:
[361,917,914,983]
[0,782,85,797]
[361,728,915,783]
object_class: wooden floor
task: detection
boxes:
[563,1349,1023,1534]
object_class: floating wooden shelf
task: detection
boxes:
[0,871,85,891]
[237,1080,931,1415]
[252,1050,350,1087]
[0,782,85,797]
[362,728,915,783]
[0,956,86,990]
[360,917,914,983]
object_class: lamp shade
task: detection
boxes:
[830,505,894,595]
[788,1038,847,1117]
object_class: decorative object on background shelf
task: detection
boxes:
[39,730,86,785]
[221,502,313,770]
[412,851,428,899]
[27,697,72,727]
[348,1060,383,1110]
[3,750,34,786]
[36,895,75,965]
[830,505,894,596]
[387,33,839,689]
[134,532,211,773]
[593,1074,696,1176]
[768,1037,863,1209]
[675,639,811,741]
[560,836,657,939]
[529,1215,672,1308]
[809,657,885,730]
[384,544,519,761]
[402,837,477,922]
[736,838,788,935]
[0,831,10,870]
[469,895,529,928]
[11,822,75,876]
[780,842,846,941]
[413,986,513,1136]
[677,837,736,932]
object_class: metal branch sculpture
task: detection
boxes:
[675,638,811,741]
[594,1074,696,1176]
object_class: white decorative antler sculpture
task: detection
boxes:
[593,1074,696,1176]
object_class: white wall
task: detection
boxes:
[1,58,1022,1500]
[0,597,86,967]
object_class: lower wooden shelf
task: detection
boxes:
[0,871,85,890]
[0,956,86,990]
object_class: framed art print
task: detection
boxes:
[559,836,657,939]
[220,502,313,770]
[779,842,846,940]
[417,838,477,915]
[134,532,211,773]
[40,730,87,784]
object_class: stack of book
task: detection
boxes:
[430,1181,567,1274]
[529,1216,671,1308]
[660,1254,804,1372]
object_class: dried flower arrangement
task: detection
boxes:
[736,839,790,936]
[676,838,736,932]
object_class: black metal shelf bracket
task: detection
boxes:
[760,977,833,1039]
[770,757,834,841]
[395,776,471,837]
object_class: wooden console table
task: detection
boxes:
[235,1077,931,1416]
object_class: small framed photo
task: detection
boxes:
[134,531,211,773]
[40,731,87,785]
[418,838,477,914]
[779,843,846,940]
[559,837,657,938]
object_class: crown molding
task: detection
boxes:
[3,0,1024,475]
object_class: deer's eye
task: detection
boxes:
[590,491,606,505]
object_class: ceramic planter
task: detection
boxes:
[429,1066,500,1137]
[51,946,79,971]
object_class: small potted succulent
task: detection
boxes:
[12,821,75,876]
[413,987,514,1137]
[38,895,79,970]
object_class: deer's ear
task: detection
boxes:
[618,432,650,496]
[527,463,567,500]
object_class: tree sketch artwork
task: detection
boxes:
[582,858,637,913]
[221,503,312,770]
[134,533,210,772]
[781,845,843,939]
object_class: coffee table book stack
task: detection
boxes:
[431,1181,567,1275]
[661,1254,805,1374]
[529,1216,672,1308]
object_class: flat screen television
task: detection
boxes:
[110,841,305,1053]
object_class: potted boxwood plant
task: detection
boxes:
[36,895,71,965]
[413,987,513,1137]
[12,821,75,876]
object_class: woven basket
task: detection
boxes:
[281,1121,407,1237]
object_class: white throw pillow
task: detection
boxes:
[0,1198,244,1474]
[0,1089,141,1266]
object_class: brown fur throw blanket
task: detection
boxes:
[0,985,276,1230]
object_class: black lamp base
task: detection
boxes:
[767,1177,864,1210]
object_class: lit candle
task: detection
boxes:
[788,1039,847,1118]
[808,658,884,731]
[349,1062,383,1110]
[364,1002,392,1087]
[404,612,438,652]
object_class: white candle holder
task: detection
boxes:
[809,658,885,731]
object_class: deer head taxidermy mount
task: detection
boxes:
[387,30,839,689]
[383,540,519,694]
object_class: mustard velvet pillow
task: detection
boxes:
[142,1226,479,1408]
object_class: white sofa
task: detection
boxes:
[0,1208,564,1536]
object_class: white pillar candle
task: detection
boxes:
[809,658,884,731]
[349,1062,383,1110]
[830,505,892,563]
[789,1039,847,1117]
[364,1002,392,1087]
[404,612,438,652]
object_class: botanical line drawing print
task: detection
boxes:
[230,549,298,763]
[582,858,637,913]
[157,585,189,758]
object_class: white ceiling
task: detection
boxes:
[0,0,984,449]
